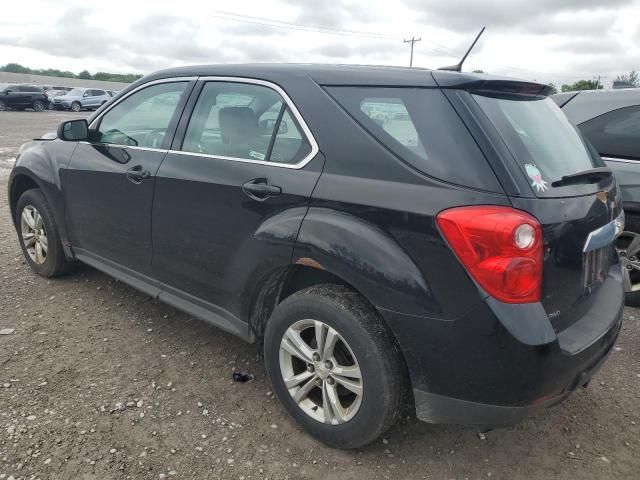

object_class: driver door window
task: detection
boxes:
[95,82,188,148]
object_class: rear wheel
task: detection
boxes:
[71,101,81,112]
[33,100,44,112]
[16,189,72,277]
[264,285,405,448]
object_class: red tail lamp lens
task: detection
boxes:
[436,206,543,304]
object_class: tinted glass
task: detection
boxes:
[578,105,640,160]
[94,90,105,96]
[327,86,501,191]
[473,94,603,193]
[269,108,311,164]
[182,82,283,162]
[96,82,187,148]
[360,98,426,159]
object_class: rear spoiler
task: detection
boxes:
[431,71,553,98]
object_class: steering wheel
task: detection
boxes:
[145,128,166,148]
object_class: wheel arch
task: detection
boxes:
[9,172,42,227]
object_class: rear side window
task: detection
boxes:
[326,87,501,191]
[472,94,603,194]
[181,81,311,165]
[578,105,640,160]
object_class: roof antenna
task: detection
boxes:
[438,27,486,72]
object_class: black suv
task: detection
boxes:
[553,89,640,304]
[0,84,48,112]
[8,65,624,448]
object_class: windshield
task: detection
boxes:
[67,88,84,96]
[472,94,603,193]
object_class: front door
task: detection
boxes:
[65,80,193,274]
[151,79,322,319]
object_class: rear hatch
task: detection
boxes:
[438,74,623,334]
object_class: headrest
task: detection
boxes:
[219,107,257,144]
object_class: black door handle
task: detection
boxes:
[126,165,150,184]
[242,178,282,200]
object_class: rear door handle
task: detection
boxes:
[242,178,282,200]
[126,165,150,184]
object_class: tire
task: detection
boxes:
[264,284,405,448]
[618,229,640,306]
[71,101,81,112]
[15,189,72,277]
[33,100,44,112]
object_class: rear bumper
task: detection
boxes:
[381,267,624,426]
[413,318,619,425]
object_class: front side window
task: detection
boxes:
[579,105,640,160]
[182,81,310,164]
[95,82,188,148]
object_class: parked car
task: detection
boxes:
[51,87,112,112]
[9,65,624,448]
[0,84,48,112]
[553,89,640,304]
[45,89,68,109]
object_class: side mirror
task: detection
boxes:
[57,119,88,141]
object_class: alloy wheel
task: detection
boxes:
[279,319,363,425]
[71,102,80,112]
[618,231,640,292]
[20,205,48,265]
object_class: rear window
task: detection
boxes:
[326,87,502,192]
[472,94,603,194]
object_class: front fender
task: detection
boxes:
[293,207,434,315]
[9,139,77,250]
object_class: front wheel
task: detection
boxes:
[264,285,405,448]
[70,101,81,112]
[16,189,72,277]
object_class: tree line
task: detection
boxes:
[0,63,142,84]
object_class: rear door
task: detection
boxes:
[150,78,323,321]
[452,87,623,334]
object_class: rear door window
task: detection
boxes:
[181,81,311,165]
[578,105,640,160]
[472,94,604,195]
[326,86,502,192]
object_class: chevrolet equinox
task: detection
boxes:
[8,64,625,448]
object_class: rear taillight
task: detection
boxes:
[436,206,543,304]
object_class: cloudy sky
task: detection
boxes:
[1,0,639,87]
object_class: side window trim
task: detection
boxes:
[170,76,319,170]
[87,78,197,152]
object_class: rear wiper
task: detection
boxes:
[551,167,612,188]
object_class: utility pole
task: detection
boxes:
[404,36,421,67]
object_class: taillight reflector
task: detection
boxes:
[436,206,543,304]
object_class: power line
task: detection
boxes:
[403,36,422,67]
[211,11,397,39]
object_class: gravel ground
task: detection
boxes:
[0,110,639,480]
